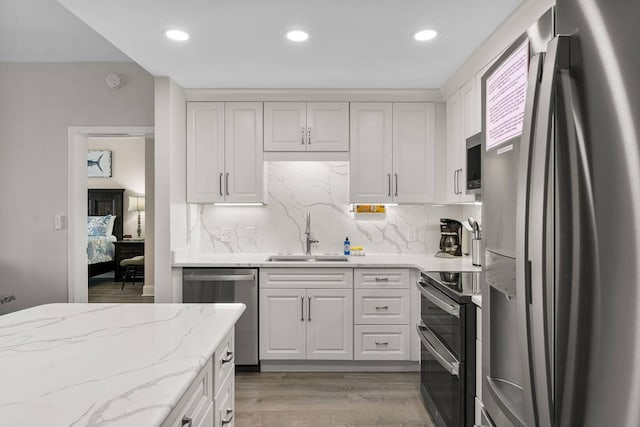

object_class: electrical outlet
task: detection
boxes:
[221,228,233,242]
[407,227,417,242]
[245,226,256,241]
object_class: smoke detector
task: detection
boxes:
[105,73,123,89]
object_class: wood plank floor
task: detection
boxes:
[235,372,434,427]
[88,279,153,303]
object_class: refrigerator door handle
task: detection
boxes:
[555,49,600,427]
[527,35,572,427]
[514,49,545,427]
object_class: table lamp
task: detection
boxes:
[128,195,145,238]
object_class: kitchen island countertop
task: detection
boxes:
[0,303,245,427]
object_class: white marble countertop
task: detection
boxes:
[0,303,245,427]
[172,251,481,272]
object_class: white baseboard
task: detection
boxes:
[142,282,155,297]
[260,360,419,372]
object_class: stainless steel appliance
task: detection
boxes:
[417,271,478,427]
[183,268,258,368]
[437,219,463,257]
[465,133,482,194]
[481,2,640,426]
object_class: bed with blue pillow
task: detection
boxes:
[88,215,117,264]
[88,189,124,278]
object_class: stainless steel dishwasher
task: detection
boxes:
[182,268,258,368]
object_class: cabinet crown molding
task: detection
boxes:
[185,89,443,103]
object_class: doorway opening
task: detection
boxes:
[67,126,154,303]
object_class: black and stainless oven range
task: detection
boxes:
[417,271,478,427]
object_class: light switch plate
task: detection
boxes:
[407,227,417,242]
[221,228,233,242]
[54,215,65,230]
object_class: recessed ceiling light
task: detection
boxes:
[165,29,190,41]
[286,30,310,42]
[413,29,438,42]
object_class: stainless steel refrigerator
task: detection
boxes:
[481,1,640,426]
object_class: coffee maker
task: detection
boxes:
[436,218,462,257]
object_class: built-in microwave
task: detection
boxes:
[465,133,482,194]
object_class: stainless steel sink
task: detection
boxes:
[266,255,348,262]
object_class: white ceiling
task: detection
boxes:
[5,0,525,89]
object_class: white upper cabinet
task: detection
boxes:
[392,103,436,203]
[350,102,435,204]
[445,92,461,204]
[187,101,264,204]
[445,88,475,203]
[349,103,393,203]
[264,102,349,152]
[187,102,225,203]
[461,77,478,139]
[263,102,306,152]
[224,102,264,203]
[306,102,349,151]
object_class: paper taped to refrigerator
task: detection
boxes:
[486,39,530,151]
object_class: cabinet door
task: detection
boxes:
[349,103,393,203]
[306,102,349,151]
[187,102,225,203]
[214,369,234,427]
[446,93,461,203]
[306,288,353,360]
[461,77,477,139]
[392,103,436,203]
[259,289,306,360]
[264,102,306,151]
[224,102,264,203]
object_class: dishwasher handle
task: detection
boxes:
[183,273,256,282]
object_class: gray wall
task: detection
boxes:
[0,62,154,314]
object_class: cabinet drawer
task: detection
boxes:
[354,269,409,289]
[354,289,410,324]
[214,368,235,427]
[165,357,213,427]
[354,325,410,360]
[260,268,353,289]
[214,328,234,394]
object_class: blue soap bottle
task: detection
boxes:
[344,237,351,255]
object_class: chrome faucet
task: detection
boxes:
[305,211,319,255]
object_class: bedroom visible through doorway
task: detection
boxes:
[86,136,152,303]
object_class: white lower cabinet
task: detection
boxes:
[354,289,410,324]
[305,288,353,360]
[354,324,410,360]
[353,269,411,361]
[163,328,236,427]
[259,269,353,361]
[214,369,235,427]
[259,288,307,360]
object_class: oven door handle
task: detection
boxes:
[183,273,256,282]
[416,323,460,377]
[417,280,460,318]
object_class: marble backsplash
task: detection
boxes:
[186,161,469,255]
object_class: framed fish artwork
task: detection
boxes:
[87,150,112,177]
